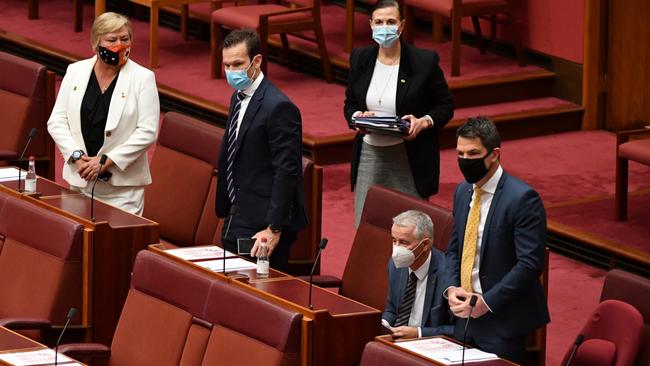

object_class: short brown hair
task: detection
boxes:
[222,29,261,60]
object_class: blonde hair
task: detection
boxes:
[90,12,133,51]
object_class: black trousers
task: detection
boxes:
[221,214,296,273]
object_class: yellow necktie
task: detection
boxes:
[461,187,483,292]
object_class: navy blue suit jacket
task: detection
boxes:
[446,171,550,341]
[216,77,307,232]
[383,248,454,337]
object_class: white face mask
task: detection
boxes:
[392,239,426,268]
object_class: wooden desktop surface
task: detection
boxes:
[0,326,87,366]
[0,328,39,351]
[375,335,519,366]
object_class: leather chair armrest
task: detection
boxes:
[0,317,51,330]
[58,343,111,358]
[297,275,343,288]
[0,150,17,160]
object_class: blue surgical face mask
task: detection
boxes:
[225,60,255,90]
[372,25,400,48]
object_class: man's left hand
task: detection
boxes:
[402,115,431,141]
[251,228,281,257]
[390,326,419,340]
[450,293,489,319]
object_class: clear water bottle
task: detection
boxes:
[24,156,37,193]
[256,237,270,278]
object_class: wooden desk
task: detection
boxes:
[0,328,38,351]
[149,244,381,366]
[374,335,519,366]
[0,327,87,365]
[94,0,218,69]
[0,170,159,347]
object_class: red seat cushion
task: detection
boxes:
[211,4,312,28]
[619,139,650,166]
[404,0,508,16]
[573,339,617,366]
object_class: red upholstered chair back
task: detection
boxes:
[0,51,48,160]
[200,280,302,366]
[109,250,214,366]
[0,195,83,326]
[340,185,453,310]
[600,270,650,366]
[360,341,432,366]
[288,157,322,274]
[561,300,644,366]
[144,112,223,246]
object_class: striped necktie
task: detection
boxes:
[461,187,483,292]
[226,92,246,204]
[394,272,418,327]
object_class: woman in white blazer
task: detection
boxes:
[48,12,159,215]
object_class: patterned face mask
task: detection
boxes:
[98,44,130,67]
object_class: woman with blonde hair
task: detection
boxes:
[48,12,159,215]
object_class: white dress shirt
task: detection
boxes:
[409,252,431,337]
[234,72,264,139]
[469,165,503,295]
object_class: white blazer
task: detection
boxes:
[48,56,160,188]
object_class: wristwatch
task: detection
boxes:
[70,150,85,163]
[268,224,282,234]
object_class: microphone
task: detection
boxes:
[90,155,108,222]
[461,295,478,366]
[308,238,328,309]
[17,128,38,193]
[54,307,77,366]
[222,205,239,274]
[565,334,585,366]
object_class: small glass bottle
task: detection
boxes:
[256,237,270,278]
[24,156,37,193]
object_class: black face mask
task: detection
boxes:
[458,151,492,184]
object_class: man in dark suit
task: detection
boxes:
[383,210,453,340]
[445,117,550,363]
[215,30,307,271]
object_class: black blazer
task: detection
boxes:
[216,77,308,232]
[344,43,454,198]
[446,171,550,341]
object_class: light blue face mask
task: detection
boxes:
[372,25,400,48]
[225,60,255,90]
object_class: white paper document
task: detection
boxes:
[395,337,498,365]
[0,167,23,182]
[0,348,83,365]
[195,257,257,272]
[164,246,236,261]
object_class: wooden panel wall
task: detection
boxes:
[605,0,650,130]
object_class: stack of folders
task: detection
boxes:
[351,116,410,136]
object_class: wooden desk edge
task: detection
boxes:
[375,335,519,366]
